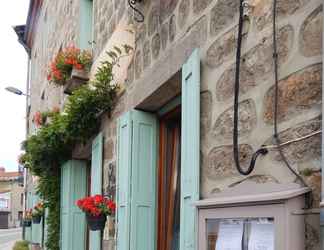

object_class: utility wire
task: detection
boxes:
[233,0,320,185]
[262,130,322,150]
[233,0,268,176]
[272,0,309,188]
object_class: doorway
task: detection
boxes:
[158,107,181,250]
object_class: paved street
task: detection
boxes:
[0,228,22,250]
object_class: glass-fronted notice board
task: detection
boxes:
[207,218,274,250]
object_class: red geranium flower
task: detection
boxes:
[47,46,92,85]
[76,195,116,217]
[33,111,42,127]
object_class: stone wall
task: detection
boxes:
[28,0,79,133]
[106,0,322,249]
[122,0,322,195]
[27,0,323,249]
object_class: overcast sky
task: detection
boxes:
[0,1,29,172]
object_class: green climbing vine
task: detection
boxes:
[20,45,132,250]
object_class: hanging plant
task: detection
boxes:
[76,195,116,231]
[23,209,32,227]
[32,107,60,128]
[20,44,133,250]
[32,202,45,224]
[47,46,92,86]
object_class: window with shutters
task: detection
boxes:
[59,133,103,250]
[117,49,200,250]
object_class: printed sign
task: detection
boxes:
[248,221,274,250]
[215,220,243,250]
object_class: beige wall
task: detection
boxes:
[0,180,23,228]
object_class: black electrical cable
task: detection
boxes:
[233,0,268,175]
[272,0,309,188]
[128,0,145,23]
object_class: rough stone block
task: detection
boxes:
[134,49,142,79]
[263,64,322,123]
[131,15,206,108]
[200,91,212,137]
[300,6,323,57]
[203,144,253,180]
[194,0,213,14]
[152,33,161,59]
[160,0,180,22]
[143,40,151,69]
[148,6,160,36]
[264,116,321,166]
[104,139,114,160]
[253,0,309,31]
[169,14,177,42]
[135,24,146,47]
[161,22,169,50]
[213,99,257,140]
[304,172,321,208]
[178,0,190,28]
[210,0,239,37]
[216,25,293,101]
[305,214,320,250]
[206,26,247,69]
[126,58,134,85]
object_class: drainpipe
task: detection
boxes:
[22,54,31,240]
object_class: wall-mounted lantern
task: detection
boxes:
[128,0,145,23]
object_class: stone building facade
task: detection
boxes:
[20,0,322,249]
[0,167,23,228]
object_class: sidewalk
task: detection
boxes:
[0,228,22,250]
[1,240,16,250]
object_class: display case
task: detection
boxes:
[194,183,310,250]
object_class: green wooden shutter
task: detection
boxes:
[89,133,103,250]
[117,111,157,250]
[61,160,87,250]
[180,49,200,250]
[130,111,157,250]
[117,113,132,250]
[43,208,49,248]
[25,192,32,242]
[32,194,42,244]
[79,0,93,49]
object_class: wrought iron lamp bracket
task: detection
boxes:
[128,0,145,23]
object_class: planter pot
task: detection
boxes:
[64,68,90,95]
[32,216,42,224]
[23,220,32,227]
[86,214,107,231]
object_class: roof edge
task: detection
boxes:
[24,0,43,50]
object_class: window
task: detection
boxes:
[21,193,24,206]
[158,108,181,250]
[116,49,200,250]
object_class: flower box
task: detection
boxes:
[32,215,42,224]
[47,46,92,88]
[76,195,116,231]
[63,68,90,95]
[86,214,107,231]
[23,220,32,227]
[31,202,44,224]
